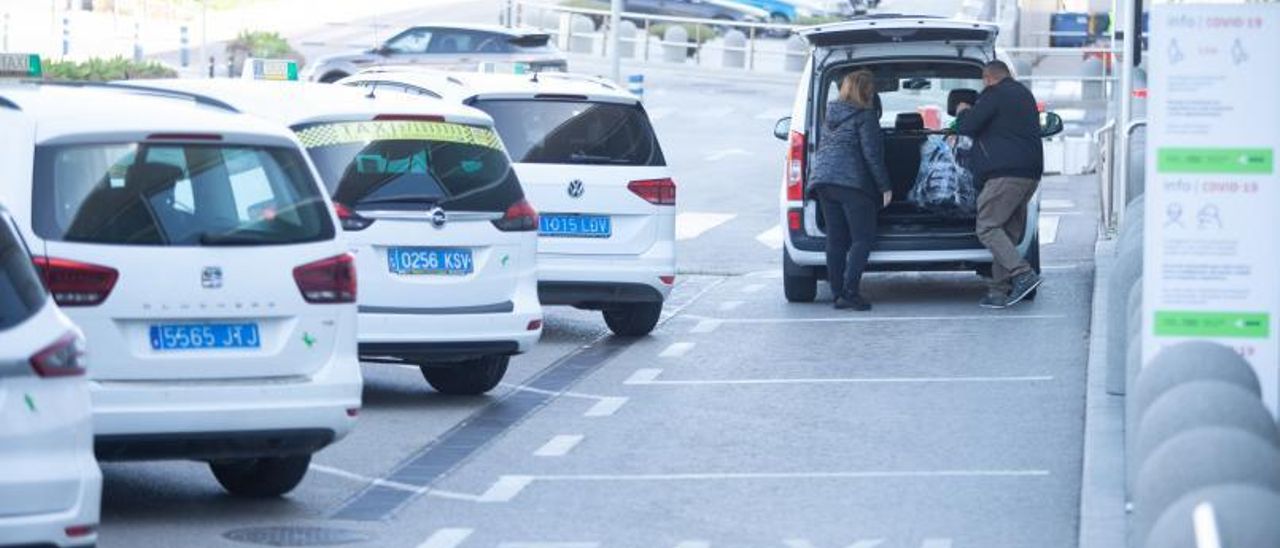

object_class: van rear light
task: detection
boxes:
[786,131,806,202]
[787,208,802,231]
[31,333,86,378]
[526,319,543,331]
[32,257,118,307]
[492,199,539,232]
[64,524,95,538]
[659,275,676,285]
[628,178,676,206]
[293,254,357,304]
[333,202,374,231]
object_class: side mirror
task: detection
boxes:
[773,117,792,140]
[1040,111,1064,138]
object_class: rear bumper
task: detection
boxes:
[359,341,521,362]
[0,464,100,548]
[536,242,675,306]
[356,295,541,359]
[96,429,334,462]
[539,282,665,308]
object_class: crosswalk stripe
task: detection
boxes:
[676,212,735,241]
[1039,215,1062,245]
[756,224,784,250]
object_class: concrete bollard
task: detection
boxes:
[1128,380,1280,495]
[569,15,595,54]
[62,17,70,57]
[180,26,190,68]
[784,35,807,72]
[721,29,746,69]
[1144,484,1280,548]
[1133,341,1260,420]
[661,25,688,64]
[1133,427,1280,547]
[1126,276,1142,339]
[616,20,637,59]
[1106,239,1143,395]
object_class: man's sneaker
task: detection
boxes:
[979,292,1010,309]
[835,295,872,311]
[1006,271,1043,306]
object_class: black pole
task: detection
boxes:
[1131,0,1143,67]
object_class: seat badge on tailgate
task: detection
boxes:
[201,266,223,289]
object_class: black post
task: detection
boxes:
[1131,0,1143,67]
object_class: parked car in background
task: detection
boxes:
[303,24,567,83]
[0,82,362,497]
[624,0,769,24]
[730,0,800,24]
[0,201,100,548]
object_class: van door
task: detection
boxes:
[801,17,998,65]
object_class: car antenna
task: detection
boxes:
[530,70,539,83]
[365,82,378,99]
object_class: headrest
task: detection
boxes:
[947,88,979,116]
[124,162,184,194]
[894,112,924,131]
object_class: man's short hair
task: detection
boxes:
[984,60,1012,79]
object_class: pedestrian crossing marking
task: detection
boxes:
[677,212,735,240]
[1039,215,1061,245]
[756,224,784,250]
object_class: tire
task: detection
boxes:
[602,302,663,337]
[1024,233,1041,301]
[318,71,349,84]
[783,249,817,303]
[421,355,509,395]
[210,454,311,498]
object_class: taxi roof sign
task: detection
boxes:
[241,58,298,81]
[0,54,42,78]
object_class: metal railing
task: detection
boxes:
[1093,118,1118,235]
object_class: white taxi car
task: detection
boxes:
[339,69,676,336]
[0,202,100,548]
[141,74,542,394]
[0,80,361,497]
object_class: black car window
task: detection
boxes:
[385,28,433,54]
[472,99,666,166]
[427,30,485,54]
[0,215,48,331]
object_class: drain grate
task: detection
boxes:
[224,526,373,547]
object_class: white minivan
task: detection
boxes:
[774,15,1062,302]
[0,203,100,548]
[0,82,361,497]
[140,78,543,394]
[338,70,677,336]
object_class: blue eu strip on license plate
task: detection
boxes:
[539,214,611,238]
[387,247,474,275]
[149,323,261,351]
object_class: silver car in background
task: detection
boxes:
[303,24,567,83]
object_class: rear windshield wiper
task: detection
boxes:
[198,230,281,246]
[567,153,632,165]
[352,195,445,208]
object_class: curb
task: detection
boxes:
[1078,237,1127,548]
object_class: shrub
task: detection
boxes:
[41,56,177,81]
[559,0,609,10]
[794,15,846,26]
[225,30,304,76]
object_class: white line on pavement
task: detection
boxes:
[681,314,1066,325]
[920,540,953,548]
[1042,263,1084,271]
[498,543,599,548]
[498,382,613,402]
[785,540,885,548]
[848,541,888,548]
[674,542,711,548]
[583,396,628,417]
[1041,198,1076,210]
[676,212,735,240]
[534,435,585,457]
[742,283,765,294]
[479,475,535,502]
[660,342,696,358]
[524,469,1050,482]
[691,319,723,333]
[719,300,744,311]
[418,528,474,548]
[1039,215,1062,245]
[647,107,674,121]
[625,374,1053,386]
[703,148,751,162]
[309,464,482,502]
[756,224,784,250]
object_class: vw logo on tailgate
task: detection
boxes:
[567,179,585,199]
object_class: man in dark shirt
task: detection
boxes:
[955,60,1044,309]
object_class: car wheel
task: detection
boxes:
[602,302,663,337]
[420,355,509,395]
[209,454,311,498]
[783,249,817,303]
[1024,233,1041,301]
[318,71,349,84]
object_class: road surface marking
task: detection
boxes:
[920,540,953,548]
[534,435,585,457]
[498,543,599,548]
[624,368,664,384]
[647,107,674,121]
[499,383,613,402]
[1039,214,1061,245]
[479,475,535,502]
[419,528,474,548]
[583,396,628,417]
[1042,264,1084,271]
[681,313,1066,325]
[691,319,722,333]
[625,374,1052,386]
[756,224,784,250]
[704,148,751,162]
[676,212,735,240]
[719,300,744,311]
[674,542,711,548]
[785,541,884,548]
[660,342,696,358]
[310,464,482,502]
[524,469,1049,482]
[742,283,765,294]
[1041,198,1076,210]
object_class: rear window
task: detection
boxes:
[296,119,523,213]
[33,144,335,247]
[471,100,665,167]
[0,215,47,330]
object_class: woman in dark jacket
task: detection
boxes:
[807,70,893,311]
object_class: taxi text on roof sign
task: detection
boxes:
[241,58,298,81]
[295,120,504,151]
[0,54,42,78]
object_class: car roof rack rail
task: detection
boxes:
[533,72,619,92]
[33,80,240,113]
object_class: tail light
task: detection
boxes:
[628,178,676,206]
[63,524,96,538]
[31,333,86,378]
[786,131,806,202]
[294,254,357,304]
[659,275,676,285]
[492,199,539,232]
[787,208,803,231]
[32,257,118,307]
[334,202,374,231]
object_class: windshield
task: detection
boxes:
[472,99,665,166]
[296,119,523,212]
[33,143,334,247]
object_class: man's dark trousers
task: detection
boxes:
[976,176,1038,293]
[816,185,878,299]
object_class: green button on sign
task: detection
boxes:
[1157,148,1274,174]
[1154,311,1270,338]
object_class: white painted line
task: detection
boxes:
[691,319,722,333]
[479,475,534,502]
[498,382,610,402]
[719,300,744,312]
[1193,502,1222,548]
[1041,198,1076,210]
[498,543,599,548]
[676,212,735,241]
[755,224,784,250]
[674,542,711,548]
[526,469,1050,482]
[418,528,474,548]
[703,148,750,162]
[1039,215,1061,245]
[624,368,664,384]
[583,396,628,417]
[920,540,953,548]
[310,464,483,502]
[787,541,884,548]
[660,342,696,358]
[742,283,765,294]
[534,435,584,457]
[647,107,674,121]
[848,541,887,548]
[1042,264,1083,271]
[625,374,1053,386]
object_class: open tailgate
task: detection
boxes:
[799,15,999,48]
